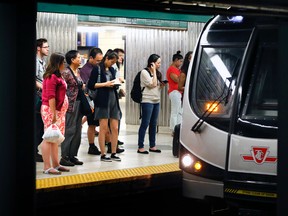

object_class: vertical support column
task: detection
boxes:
[278,21,288,216]
[0,2,36,216]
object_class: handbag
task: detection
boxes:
[42,123,65,144]
[78,88,93,116]
[69,67,93,116]
[85,67,101,100]
[85,91,94,112]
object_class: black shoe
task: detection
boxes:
[111,153,121,161]
[107,143,125,154]
[149,148,161,153]
[137,150,149,154]
[100,154,112,162]
[107,147,125,154]
[35,153,43,162]
[88,145,101,155]
[70,157,83,165]
[116,147,125,154]
[117,140,124,145]
[60,156,75,166]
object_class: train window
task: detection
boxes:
[192,46,244,131]
[237,28,278,138]
[242,29,278,120]
[246,47,278,117]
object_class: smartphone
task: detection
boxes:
[162,80,168,84]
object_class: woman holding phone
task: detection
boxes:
[137,54,166,154]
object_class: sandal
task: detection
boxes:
[43,167,61,175]
[55,165,70,172]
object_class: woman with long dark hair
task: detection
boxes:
[137,54,166,154]
[88,50,122,162]
[41,52,69,175]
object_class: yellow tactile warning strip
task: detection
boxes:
[36,162,180,191]
[225,188,277,198]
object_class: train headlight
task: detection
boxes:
[181,155,203,172]
[182,154,194,167]
[194,161,202,172]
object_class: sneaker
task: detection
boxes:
[35,153,43,162]
[88,145,101,155]
[111,153,121,162]
[116,148,125,154]
[100,154,112,162]
[107,147,125,154]
[117,140,124,145]
[70,157,83,165]
[107,143,125,154]
[60,156,75,166]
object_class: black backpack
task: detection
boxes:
[130,68,149,103]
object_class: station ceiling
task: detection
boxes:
[39,0,288,17]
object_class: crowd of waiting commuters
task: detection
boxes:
[35,37,192,175]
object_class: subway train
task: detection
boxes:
[174,14,281,211]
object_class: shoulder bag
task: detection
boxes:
[69,67,93,116]
[85,66,101,100]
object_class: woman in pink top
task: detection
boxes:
[41,52,69,175]
[166,51,183,136]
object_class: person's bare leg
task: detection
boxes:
[41,140,52,170]
[110,119,119,153]
[98,119,109,155]
[105,130,111,143]
[82,116,87,125]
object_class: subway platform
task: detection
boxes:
[35,105,181,208]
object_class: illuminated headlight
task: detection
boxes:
[182,154,194,167]
[181,154,202,172]
[194,161,202,172]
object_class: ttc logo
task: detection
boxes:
[241,147,277,164]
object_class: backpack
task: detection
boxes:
[130,68,148,103]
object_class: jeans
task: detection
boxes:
[138,102,160,149]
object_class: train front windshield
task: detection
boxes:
[190,22,278,137]
[191,45,244,132]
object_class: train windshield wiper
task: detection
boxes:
[191,77,232,133]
